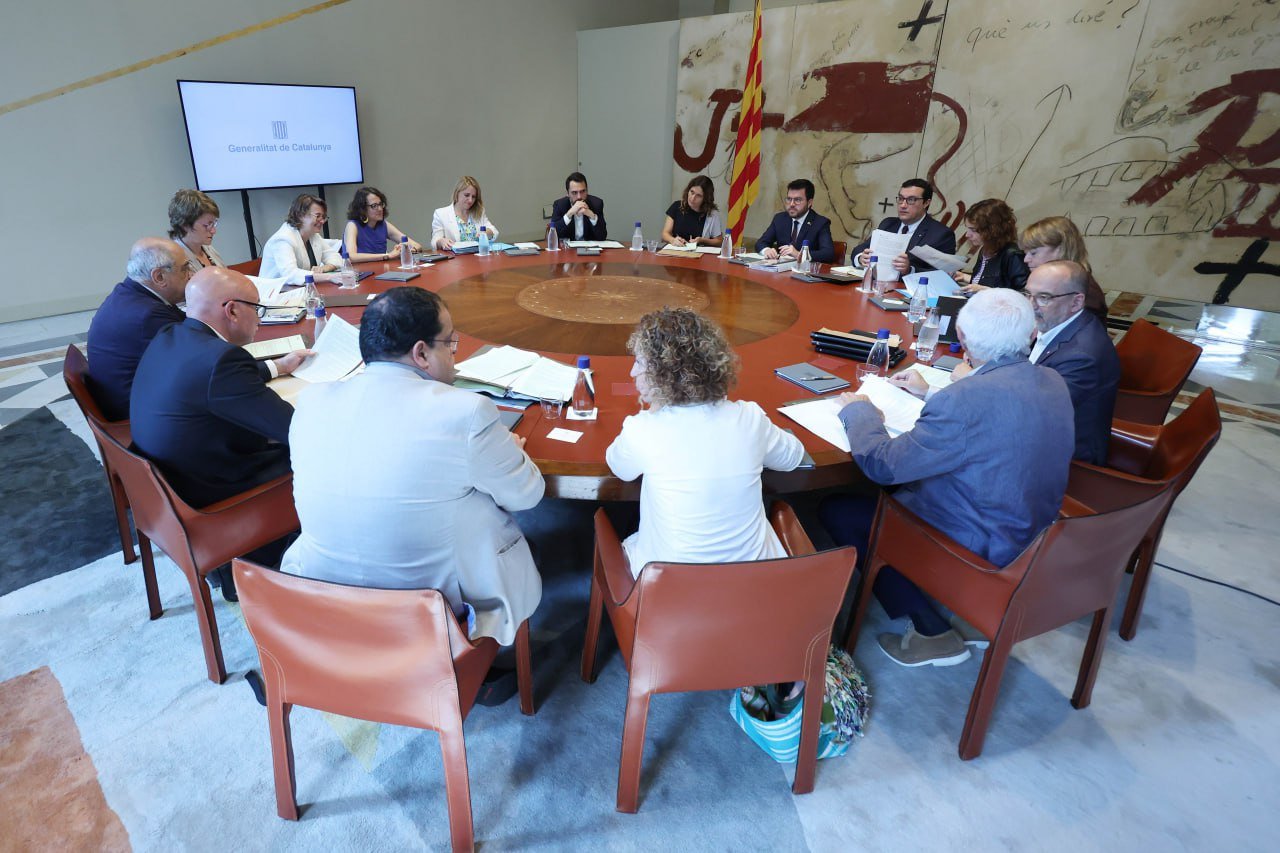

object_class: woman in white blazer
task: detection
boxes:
[431,176,500,250]
[260,194,344,286]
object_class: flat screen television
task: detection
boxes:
[177,80,363,192]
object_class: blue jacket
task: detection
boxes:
[755,210,836,263]
[86,278,185,421]
[849,214,957,269]
[130,318,293,508]
[841,357,1074,567]
[1035,311,1120,465]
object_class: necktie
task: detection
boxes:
[900,224,909,235]
[790,219,800,246]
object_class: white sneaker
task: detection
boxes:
[949,614,990,650]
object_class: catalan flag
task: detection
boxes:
[726,0,764,243]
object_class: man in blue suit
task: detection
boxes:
[754,178,836,263]
[1027,260,1120,465]
[820,289,1074,666]
[849,178,956,273]
[87,238,191,420]
[130,267,311,599]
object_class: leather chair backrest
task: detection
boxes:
[1140,388,1222,486]
[1009,480,1175,640]
[235,561,465,729]
[228,258,263,277]
[628,545,857,694]
[84,419,190,557]
[1116,319,1202,393]
[62,345,130,444]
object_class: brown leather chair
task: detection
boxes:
[228,258,262,277]
[845,485,1173,760]
[1065,388,1221,640]
[581,502,857,813]
[62,345,138,566]
[83,421,299,683]
[232,559,534,850]
[1114,319,1202,424]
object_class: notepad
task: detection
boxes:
[244,335,307,361]
[454,346,588,403]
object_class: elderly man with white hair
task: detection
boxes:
[820,288,1075,667]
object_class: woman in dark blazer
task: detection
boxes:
[956,199,1029,293]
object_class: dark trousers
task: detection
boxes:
[818,492,950,636]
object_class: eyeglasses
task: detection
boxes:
[428,333,459,352]
[896,195,926,205]
[784,196,807,204]
[367,202,385,210]
[309,213,328,222]
[223,298,269,318]
[197,218,219,229]
[1024,291,1077,307]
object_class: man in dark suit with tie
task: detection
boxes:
[87,238,191,421]
[850,178,957,273]
[754,178,836,263]
[130,267,311,598]
[1026,260,1120,465]
[551,172,608,240]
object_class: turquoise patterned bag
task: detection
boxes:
[728,646,870,764]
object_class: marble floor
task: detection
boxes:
[1,295,1278,850]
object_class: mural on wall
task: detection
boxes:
[671,0,1280,309]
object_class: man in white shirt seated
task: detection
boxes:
[282,287,544,648]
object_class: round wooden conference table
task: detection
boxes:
[284,248,925,500]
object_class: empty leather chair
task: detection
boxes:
[1065,388,1221,639]
[1114,319,1202,424]
[581,502,857,812]
[84,421,299,683]
[232,558,535,852]
[62,344,138,566]
[845,485,1173,760]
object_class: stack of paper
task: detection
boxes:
[856,375,925,437]
[291,315,363,383]
[454,345,588,402]
[658,245,701,257]
[910,365,954,390]
[565,240,625,249]
[749,257,796,272]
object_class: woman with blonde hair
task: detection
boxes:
[431,176,500,250]
[1020,216,1108,320]
[168,189,225,273]
[606,308,804,577]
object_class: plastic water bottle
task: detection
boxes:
[338,246,357,288]
[546,220,559,251]
[862,254,878,294]
[631,222,643,252]
[866,328,891,377]
[312,303,327,340]
[303,274,320,316]
[720,229,734,259]
[798,241,812,274]
[907,277,929,323]
[399,235,413,269]
[572,356,593,416]
[915,306,941,362]
[478,226,490,257]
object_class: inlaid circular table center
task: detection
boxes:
[438,262,800,355]
[515,276,710,323]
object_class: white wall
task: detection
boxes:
[577,21,682,240]
[0,0,678,322]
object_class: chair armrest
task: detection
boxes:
[178,474,301,570]
[769,501,816,557]
[593,509,637,606]
[1108,418,1162,475]
[1065,460,1167,515]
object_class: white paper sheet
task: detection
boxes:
[291,314,362,383]
[514,242,542,251]
[565,240,625,249]
[243,334,306,360]
[546,427,583,443]
[869,229,909,282]
[455,346,541,386]
[909,245,969,275]
[509,358,582,401]
[778,397,849,452]
[695,246,724,254]
[857,375,925,437]
[908,365,954,390]
[250,275,297,304]
[901,269,962,298]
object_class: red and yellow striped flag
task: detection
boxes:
[726,0,764,244]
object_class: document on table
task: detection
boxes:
[508,358,583,401]
[908,365,954,390]
[901,269,963,298]
[291,314,362,383]
[778,397,849,452]
[658,245,701,257]
[455,346,542,387]
[565,240,625,249]
[910,245,969,275]
[857,375,925,437]
[243,334,307,361]
[250,275,298,304]
[695,245,724,254]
